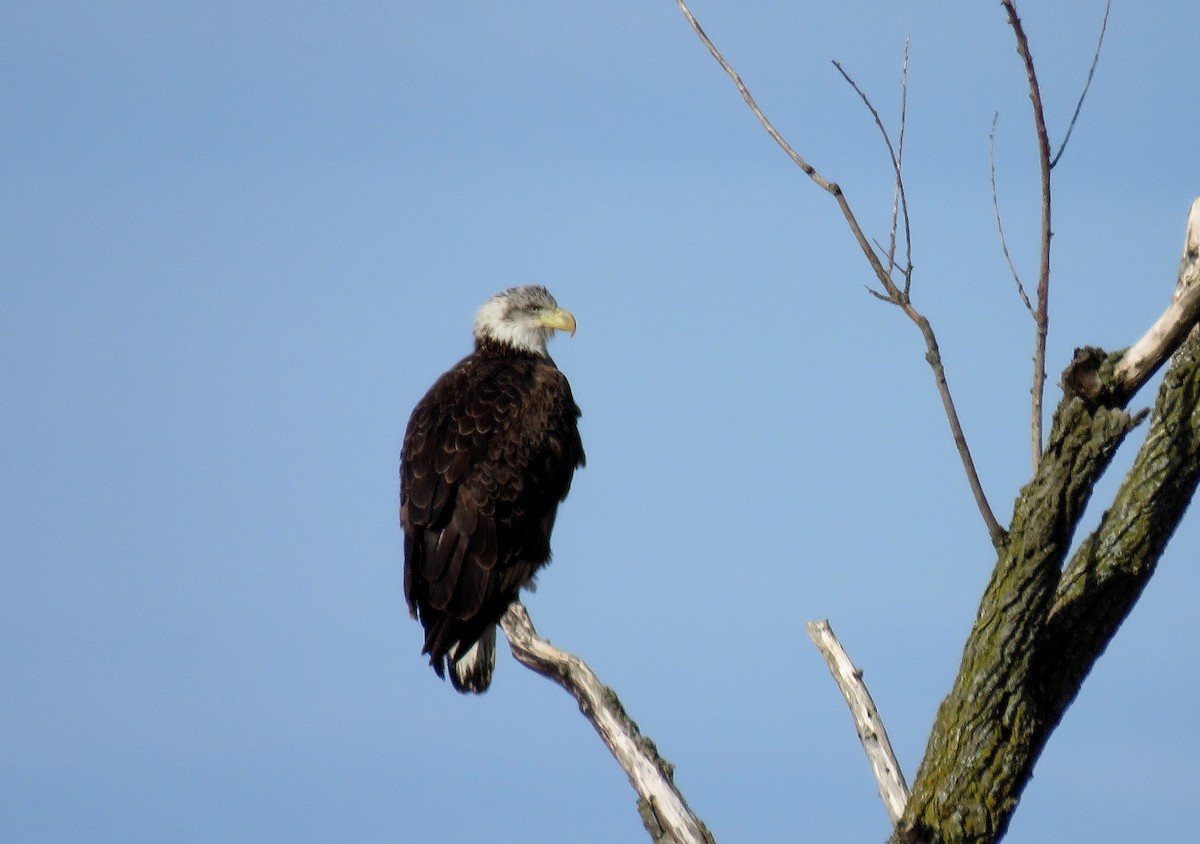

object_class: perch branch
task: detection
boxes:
[807,620,909,825]
[1001,0,1052,469]
[500,602,714,844]
[675,0,1006,549]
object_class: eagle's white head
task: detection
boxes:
[473,285,577,356]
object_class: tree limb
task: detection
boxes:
[807,620,909,824]
[1037,201,1200,726]
[830,55,912,283]
[500,602,715,844]
[1037,325,1200,725]
[675,0,1006,549]
[895,40,913,292]
[1112,198,1200,398]
[1001,0,1053,470]
[899,395,1142,843]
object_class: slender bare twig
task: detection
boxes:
[1001,0,1052,470]
[675,0,1006,548]
[807,620,909,825]
[672,0,890,293]
[989,114,1035,317]
[500,602,714,844]
[1050,0,1111,169]
[830,57,912,288]
[895,41,913,295]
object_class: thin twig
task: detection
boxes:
[896,40,913,295]
[676,0,1006,548]
[807,620,909,824]
[1050,0,1110,169]
[830,58,911,289]
[1001,0,1052,470]
[500,602,714,844]
[989,113,1035,317]
[672,0,889,291]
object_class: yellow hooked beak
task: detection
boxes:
[537,306,577,337]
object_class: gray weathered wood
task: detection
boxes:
[807,620,909,823]
[500,603,715,844]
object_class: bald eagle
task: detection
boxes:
[400,285,585,693]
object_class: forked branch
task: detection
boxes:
[675,0,1005,548]
[831,52,913,283]
[997,0,1110,467]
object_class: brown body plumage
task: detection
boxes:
[400,286,584,693]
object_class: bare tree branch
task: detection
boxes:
[989,114,1035,317]
[1050,0,1111,169]
[675,0,1007,549]
[830,55,912,285]
[895,40,913,294]
[1001,0,1053,470]
[807,619,909,825]
[671,0,891,299]
[500,602,715,844]
[1112,198,1200,397]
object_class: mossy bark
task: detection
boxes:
[893,332,1200,844]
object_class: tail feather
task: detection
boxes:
[448,626,496,693]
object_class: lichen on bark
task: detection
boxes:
[890,334,1200,844]
[897,396,1136,842]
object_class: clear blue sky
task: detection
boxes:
[3,2,1198,842]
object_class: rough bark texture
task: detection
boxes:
[894,331,1200,844]
[1038,330,1200,723]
